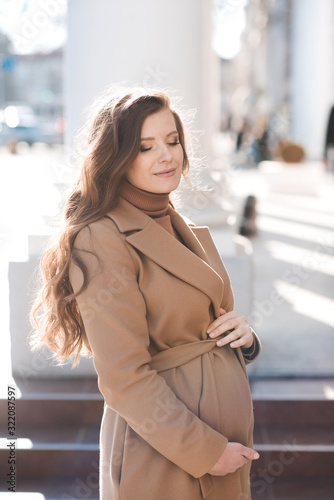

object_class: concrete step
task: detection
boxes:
[3,396,332,429]
[0,397,103,427]
[254,424,334,447]
[0,377,332,492]
[0,396,103,427]
[0,424,100,480]
[7,424,100,443]
[251,477,334,500]
[253,399,334,426]
[0,425,333,480]
[251,379,334,481]
[251,447,334,478]
[9,477,334,500]
[0,447,99,480]
[12,476,99,499]
[2,377,332,427]
[1,444,331,480]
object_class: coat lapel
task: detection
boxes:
[105,199,224,317]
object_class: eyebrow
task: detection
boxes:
[140,130,179,141]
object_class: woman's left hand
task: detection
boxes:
[206,308,254,349]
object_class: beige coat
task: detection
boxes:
[69,198,261,500]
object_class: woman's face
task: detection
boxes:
[126,108,184,194]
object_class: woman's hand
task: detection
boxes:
[206,308,254,349]
[208,442,260,476]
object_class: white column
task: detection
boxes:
[290,0,334,159]
[65,0,218,161]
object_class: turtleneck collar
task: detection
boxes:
[120,180,170,218]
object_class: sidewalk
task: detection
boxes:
[210,163,334,377]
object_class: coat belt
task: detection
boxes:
[150,337,222,373]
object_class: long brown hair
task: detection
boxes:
[30,86,190,365]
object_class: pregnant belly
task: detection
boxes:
[154,342,254,446]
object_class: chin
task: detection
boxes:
[156,181,180,194]
[156,174,182,193]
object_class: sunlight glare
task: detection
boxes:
[259,201,334,229]
[0,438,33,449]
[213,2,247,59]
[257,215,334,245]
[275,280,334,328]
[324,385,334,400]
[0,495,45,499]
[266,241,334,277]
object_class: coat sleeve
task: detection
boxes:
[241,328,261,364]
[218,254,261,364]
[69,218,228,478]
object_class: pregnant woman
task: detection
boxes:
[31,87,261,500]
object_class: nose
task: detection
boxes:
[158,143,173,163]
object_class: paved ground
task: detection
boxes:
[209,162,334,377]
[0,142,333,390]
[251,187,333,377]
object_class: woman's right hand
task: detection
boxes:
[208,442,260,476]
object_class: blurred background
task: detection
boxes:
[0,0,334,498]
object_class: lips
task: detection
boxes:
[154,168,176,177]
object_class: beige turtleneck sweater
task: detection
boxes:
[120,180,182,242]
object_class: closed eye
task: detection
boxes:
[140,141,180,153]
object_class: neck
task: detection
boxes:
[120,180,170,218]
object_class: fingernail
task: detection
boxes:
[254,452,260,459]
[208,332,215,338]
